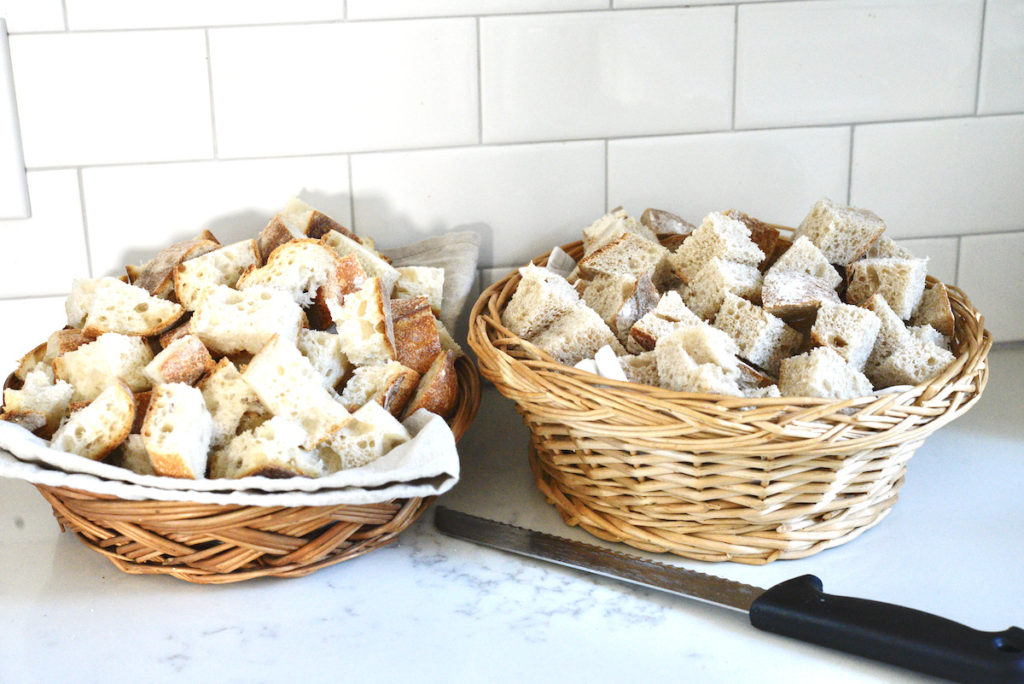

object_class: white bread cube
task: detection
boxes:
[339,360,420,416]
[578,232,672,285]
[241,335,351,448]
[713,293,802,375]
[109,434,155,475]
[394,266,444,316]
[654,330,741,395]
[810,303,881,371]
[501,264,579,340]
[65,278,101,329]
[530,304,625,366]
[683,257,763,319]
[81,277,184,338]
[3,366,74,437]
[143,334,216,386]
[581,273,638,324]
[864,235,914,260]
[794,198,886,266]
[403,350,458,419]
[296,329,351,390]
[211,417,324,479]
[199,358,268,449]
[628,291,703,352]
[617,351,660,387]
[582,208,657,256]
[435,318,464,357]
[236,238,354,309]
[322,402,411,472]
[670,211,764,284]
[766,235,842,289]
[641,208,694,236]
[910,282,955,337]
[779,347,872,399]
[44,329,90,363]
[328,277,397,367]
[173,239,261,311]
[655,323,741,378]
[909,324,950,351]
[190,284,304,356]
[846,257,929,319]
[53,333,153,402]
[51,380,135,461]
[321,229,400,295]
[761,270,841,319]
[132,232,220,299]
[141,382,214,479]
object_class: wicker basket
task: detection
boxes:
[8,356,480,584]
[468,235,991,564]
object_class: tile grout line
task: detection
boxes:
[60,0,69,31]
[954,236,963,286]
[603,139,609,210]
[846,125,855,204]
[973,0,987,115]
[730,3,738,130]
[476,17,483,145]
[347,154,356,231]
[204,29,219,158]
[75,168,94,278]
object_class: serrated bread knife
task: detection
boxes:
[434,507,1024,683]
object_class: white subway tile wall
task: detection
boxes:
[0,1,1021,342]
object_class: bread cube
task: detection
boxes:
[340,360,420,416]
[276,196,361,243]
[296,329,351,390]
[640,208,694,236]
[654,328,741,395]
[328,277,397,367]
[321,229,400,295]
[713,293,802,375]
[794,197,886,265]
[670,211,764,283]
[810,303,881,371]
[81,277,184,338]
[501,264,579,340]
[53,332,153,402]
[910,282,955,336]
[870,336,956,388]
[3,366,74,437]
[582,273,638,324]
[723,209,781,268]
[583,208,657,256]
[236,238,359,311]
[617,351,660,387]
[684,257,763,319]
[403,350,459,419]
[199,359,268,449]
[132,231,219,299]
[779,347,872,399]
[766,235,842,289]
[141,382,215,479]
[391,296,443,375]
[864,235,915,260]
[761,270,841,319]
[578,231,672,285]
[394,266,445,316]
[191,284,304,356]
[211,417,324,479]
[109,434,156,476]
[143,334,216,386]
[322,402,411,472]
[846,257,929,319]
[51,380,135,461]
[173,239,261,311]
[628,291,703,352]
[531,304,625,366]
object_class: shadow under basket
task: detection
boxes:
[468,236,992,565]
[21,356,480,584]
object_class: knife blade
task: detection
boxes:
[434,506,1024,684]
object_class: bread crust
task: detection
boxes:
[403,350,457,419]
[391,297,442,375]
[133,234,221,299]
[145,334,216,386]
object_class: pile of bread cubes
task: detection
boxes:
[502,198,957,400]
[1,198,463,480]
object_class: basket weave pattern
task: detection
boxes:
[469,238,991,564]
[31,357,480,583]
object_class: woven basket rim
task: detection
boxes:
[468,235,992,452]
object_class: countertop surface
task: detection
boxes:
[1,314,1022,682]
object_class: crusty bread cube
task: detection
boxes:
[158,318,194,348]
[910,282,955,337]
[322,402,411,472]
[53,332,153,402]
[870,336,955,388]
[846,257,929,319]
[779,347,872,399]
[810,303,881,371]
[328,277,397,367]
[51,380,135,461]
[684,257,763,319]
[723,209,781,268]
[276,196,361,243]
[296,329,351,390]
[616,351,659,387]
[81,277,184,338]
[108,434,155,475]
[321,229,400,295]
[761,270,841,319]
[864,235,915,260]
[199,358,268,449]
[713,293,802,375]
[211,417,324,479]
[141,382,214,479]
[578,231,672,285]
[670,211,764,284]
[190,284,305,356]
[241,335,351,449]
[3,366,74,437]
[173,239,261,311]
[766,235,842,289]
[143,334,215,386]
[44,329,90,363]
[794,197,886,266]
[654,328,741,395]
[403,350,458,419]
[131,231,219,299]
[501,264,579,340]
[394,266,444,316]
[530,304,625,366]
[339,360,420,416]
[583,208,657,256]
[391,297,443,375]
[236,238,357,311]
[641,208,694,236]
[65,278,101,329]
[628,290,703,352]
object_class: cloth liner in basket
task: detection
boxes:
[468,234,991,565]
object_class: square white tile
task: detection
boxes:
[9,31,213,168]
[977,0,1024,115]
[81,156,350,278]
[480,8,734,143]
[351,141,605,268]
[65,0,343,30]
[897,236,959,287]
[209,20,478,158]
[0,0,65,33]
[0,170,89,298]
[958,231,1024,341]
[736,0,982,128]
[851,115,1024,239]
[608,127,850,228]
[348,0,606,20]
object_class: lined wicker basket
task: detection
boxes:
[468,234,991,564]
[7,356,480,584]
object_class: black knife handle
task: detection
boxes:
[749,575,1024,683]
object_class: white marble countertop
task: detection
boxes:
[1,317,1022,682]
